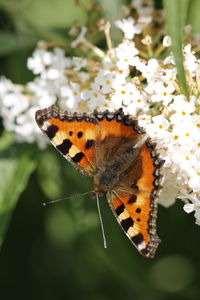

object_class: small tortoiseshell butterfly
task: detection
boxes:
[35,105,164,258]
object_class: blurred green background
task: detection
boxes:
[0,0,200,299]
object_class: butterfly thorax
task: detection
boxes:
[93,140,142,194]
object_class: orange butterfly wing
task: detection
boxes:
[35,106,100,176]
[108,141,162,258]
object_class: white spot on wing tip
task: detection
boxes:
[138,241,146,250]
[41,120,51,131]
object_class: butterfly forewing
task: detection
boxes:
[35,106,100,176]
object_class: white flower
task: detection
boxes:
[147,81,175,105]
[138,16,152,25]
[183,44,198,76]
[158,171,179,207]
[162,35,172,47]
[137,114,152,128]
[0,77,18,96]
[113,82,137,105]
[27,48,53,74]
[95,72,117,94]
[27,79,56,108]
[60,82,81,111]
[169,95,196,124]
[163,55,175,65]
[81,83,105,111]
[161,68,177,84]
[125,90,149,115]
[137,58,161,82]
[114,40,139,70]
[187,166,200,192]
[145,115,170,139]
[115,17,142,40]
[51,47,72,70]
[79,72,90,83]
[72,57,87,71]
[1,92,29,120]
[184,197,200,224]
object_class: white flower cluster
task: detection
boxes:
[0,0,199,223]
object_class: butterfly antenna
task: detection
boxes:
[43,191,92,206]
[96,193,107,249]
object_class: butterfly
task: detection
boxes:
[35,105,164,258]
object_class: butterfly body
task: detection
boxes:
[35,105,164,258]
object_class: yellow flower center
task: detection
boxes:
[173,135,179,140]
[105,80,111,85]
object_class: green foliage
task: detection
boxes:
[188,0,200,33]
[163,0,200,98]
[163,0,190,98]
[37,149,66,200]
[0,132,36,247]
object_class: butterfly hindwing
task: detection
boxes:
[107,139,163,258]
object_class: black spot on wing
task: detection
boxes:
[77,131,83,138]
[116,204,125,216]
[85,139,94,149]
[71,152,84,163]
[132,233,144,245]
[46,124,58,139]
[56,139,72,155]
[121,217,134,232]
[128,195,137,204]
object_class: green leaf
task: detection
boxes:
[188,0,200,33]
[163,0,189,98]
[37,149,65,200]
[0,31,19,55]
[0,132,36,247]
